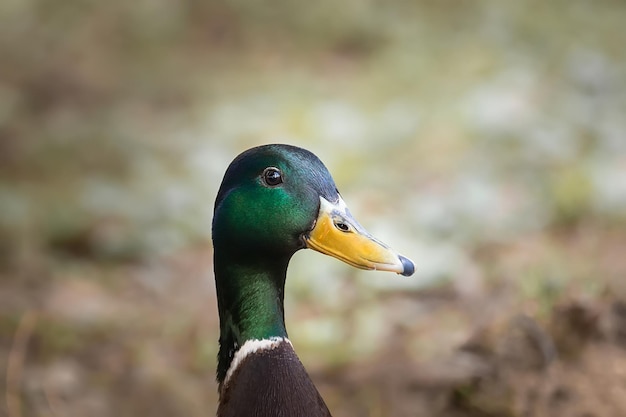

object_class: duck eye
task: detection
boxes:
[262,167,283,187]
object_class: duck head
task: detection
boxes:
[212,144,414,276]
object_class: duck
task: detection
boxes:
[212,144,414,417]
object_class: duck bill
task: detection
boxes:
[304,196,414,277]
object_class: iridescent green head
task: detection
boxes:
[213,144,338,259]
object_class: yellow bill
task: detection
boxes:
[304,196,414,277]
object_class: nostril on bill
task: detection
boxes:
[334,222,350,232]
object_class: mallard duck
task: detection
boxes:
[213,144,414,417]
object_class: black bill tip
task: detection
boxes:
[399,255,415,277]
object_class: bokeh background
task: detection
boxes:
[2,1,626,416]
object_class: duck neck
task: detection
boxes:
[213,249,291,384]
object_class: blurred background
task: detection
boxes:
[2,0,626,416]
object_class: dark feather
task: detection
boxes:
[218,341,332,417]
